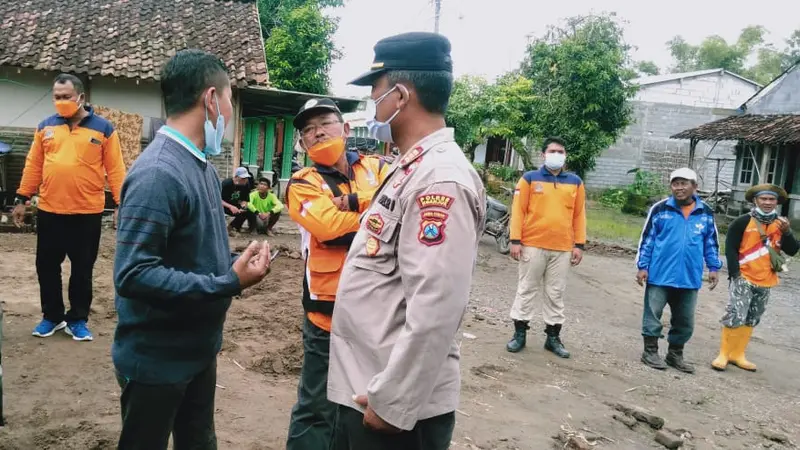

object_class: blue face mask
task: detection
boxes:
[365,86,402,144]
[204,94,225,156]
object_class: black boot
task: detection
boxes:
[544,324,570,358]
[665,344,695,374]
[641,336,667,370]
[506,320,529,353]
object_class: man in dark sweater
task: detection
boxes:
[112,49,272,450]
[221,166,258,234]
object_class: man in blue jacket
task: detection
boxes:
[635,168,722,373]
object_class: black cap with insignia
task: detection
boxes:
[293,98,343,130]
[349,32,453,86]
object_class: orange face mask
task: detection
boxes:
[307,137,345,166]
[55,100,81,118]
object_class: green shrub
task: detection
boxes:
[488,163,519,182]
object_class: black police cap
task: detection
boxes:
[293,98,342,130]
[350,32,453,86]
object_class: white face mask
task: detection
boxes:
[544,152,566,171]
[364,86,403,143]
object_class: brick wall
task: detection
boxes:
[586,102,738,190]
[634,73,758,110]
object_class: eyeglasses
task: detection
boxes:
[301,120,342,138]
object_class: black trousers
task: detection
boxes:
[333,405,455,450]
[286,317,336,449]
[36,210,102,323]
[226,209,257,232]
[116,360,218,450]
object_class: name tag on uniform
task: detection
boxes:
[90,137,102,145]
[377,194,395,211]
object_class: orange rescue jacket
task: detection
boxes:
[285,152,389,331]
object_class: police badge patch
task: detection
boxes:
[365,236,380,256]
[416,193,454,210]
[418,210,448,246]
[366,213,385,234]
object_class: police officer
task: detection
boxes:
[327,32,486,450]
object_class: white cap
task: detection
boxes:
[234,167,251,178]
[670,167,697,182]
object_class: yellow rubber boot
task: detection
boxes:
[711,327,733,371]
[729,326,757,372]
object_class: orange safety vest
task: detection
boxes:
[286,153,388,331]
[738,217,783,288]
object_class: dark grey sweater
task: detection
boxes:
[112,133,241,384]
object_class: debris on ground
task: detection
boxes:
[654,429,684,449]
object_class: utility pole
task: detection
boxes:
[434,0,441,33]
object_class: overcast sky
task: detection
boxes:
[327,0,799,98]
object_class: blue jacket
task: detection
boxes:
[636,195,722,290]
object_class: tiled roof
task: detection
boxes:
[671,114,800,144]
[632,68,761,88]
[0,0,268,87]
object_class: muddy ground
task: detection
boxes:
[0,220,798,449]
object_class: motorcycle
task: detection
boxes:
[485,187,512,255]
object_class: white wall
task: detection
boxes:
[473,143,487,164]
[635,73,758,110]
[90,77,163,137]
[0,67,61,128]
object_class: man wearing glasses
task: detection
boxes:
[284,98,389,449]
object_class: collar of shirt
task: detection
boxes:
[395,127,455,169]
[158,125,206,162]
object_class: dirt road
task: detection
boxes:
[0,224,798,449]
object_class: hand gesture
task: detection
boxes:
[570,248,583,266]
[510,244,522,261]
[353,395,401,434]
[232,240,271,289]
[331,195,349,211]
[708,271,719,291]
[636,270,648,287]
[259,213,269,221]
[11,204,26,228]
[228,205,241,215]
[776,217,790,233]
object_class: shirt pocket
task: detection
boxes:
[352,211,400,275]
[77,136,104,166]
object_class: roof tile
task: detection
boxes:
[0,0,268,86]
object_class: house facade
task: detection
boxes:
[672,62,800,220]
[0,0,362,205]
[586,69,761,190]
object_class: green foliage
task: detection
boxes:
[518,13,638,178]
[488,163,519,182]
[598,169,667,214]
[258,0,342,94]
[667,26,800,85]
[636,60,660,76]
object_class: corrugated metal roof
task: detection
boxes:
[632,69,761,88]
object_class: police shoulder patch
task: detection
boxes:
[365,235,380,256]
[366,213,385,234]
[418,210,448,246]
[416,193,454,210]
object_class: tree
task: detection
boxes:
[518,13,637,177]
[636,61,660,76]
[258,0,343,94]
[446,75,492,160]
[666,26,800,85]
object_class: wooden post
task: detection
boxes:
[759,144,772,184]
[232,94,243,171]
[688,138,697,169]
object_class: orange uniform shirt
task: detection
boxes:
[510,167,586,252]
[737,217,783,288]
[17,107,126,214]
[286,152,389,332]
